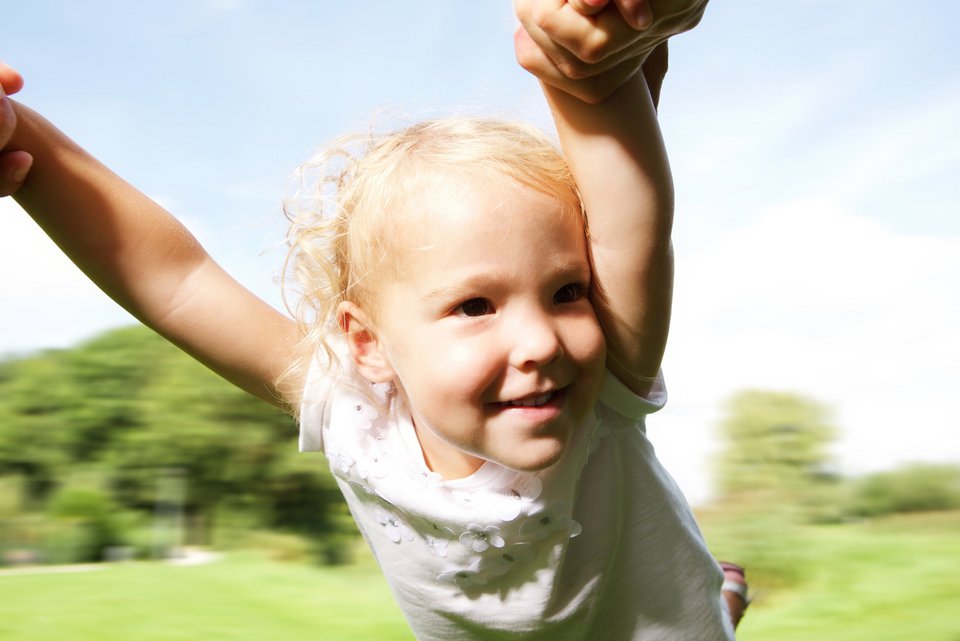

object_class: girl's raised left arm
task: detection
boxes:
[515,4,682,395]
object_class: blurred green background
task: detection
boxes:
[2,326,958,640]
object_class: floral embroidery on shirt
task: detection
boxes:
[479,543,536,578]
[403,464,444,490]
[459,524,506,553]
[374,507,414,544]
[437,565,487,589]
[425,535,449,558]
[352,400,378,431]
[448,475,542,522]
[519,502,582,541]
[368,380,393,405]
[498,475,544,520]
[328,447,355,475]
[356,450,394,480]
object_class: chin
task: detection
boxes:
[500,442,567,473]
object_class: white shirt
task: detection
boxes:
[300,349,734,641]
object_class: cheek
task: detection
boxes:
[439,339,505,398]
[567,317,606,366]
[396,332,502,404]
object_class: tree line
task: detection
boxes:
[1,325,957,567]
[0,326,351,564]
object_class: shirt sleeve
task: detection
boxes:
[597,370,667,420]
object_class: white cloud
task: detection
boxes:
[0,198,135,354]
[1,198,102,295]
[651,199,960,503]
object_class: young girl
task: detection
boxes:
[1,2,739,639]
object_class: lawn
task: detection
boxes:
[0,550,414,641]
[2,512,958,640]
[713,511,960,641]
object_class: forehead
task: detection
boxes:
[403,172,581,240]
[388,175,589,289]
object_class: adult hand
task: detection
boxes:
[0,62,33,196]
[565,0,654,31]
[514,0,707,103]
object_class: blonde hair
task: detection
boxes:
[280,116,581,394]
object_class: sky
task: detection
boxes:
[2,1,959,504]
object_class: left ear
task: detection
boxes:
[337,301,395,384]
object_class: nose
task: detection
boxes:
[508,308,563,370]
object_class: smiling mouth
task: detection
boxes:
[494,389,563,408]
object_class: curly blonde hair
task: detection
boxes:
[280,116,581,397]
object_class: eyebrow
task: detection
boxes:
[421,274,503,305]
[420,262,592,304]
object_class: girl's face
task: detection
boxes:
[358,177,606,479]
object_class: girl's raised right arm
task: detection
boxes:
[2,81,303,412]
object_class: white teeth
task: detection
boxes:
[505,393,552,407]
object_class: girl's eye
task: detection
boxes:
[455,298,493,317]
[554,283,585,304]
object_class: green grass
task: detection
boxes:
[705,511,960,641]
[0,550,414,641]
[2,512,958,640]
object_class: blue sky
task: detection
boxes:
[3,1,959,503]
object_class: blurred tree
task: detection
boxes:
[0,355,76,501]
[47,483,125,562]
[60,326,175,461]
[705,390,841,590]
[846,463,960,517]
[713,390,838,498]
[0,325,355,560]
[107,344,293,544]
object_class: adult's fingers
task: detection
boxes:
[556,0,653,32]
[610,0,652,30]
[1,82,14,144]
[0,84,33,197]
[0,150,33,197]
[566,0,609,17]
[0,62,25,96]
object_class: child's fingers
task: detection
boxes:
[546,5,649,64]
[517,0,617,80]
[522,0,648,73]
[514,0,694,100]
[514,25,642,104]
[514,26,591,99]
[516,0,578,72]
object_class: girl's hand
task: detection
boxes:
[0,62,33,196]
[514,0,706,103]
